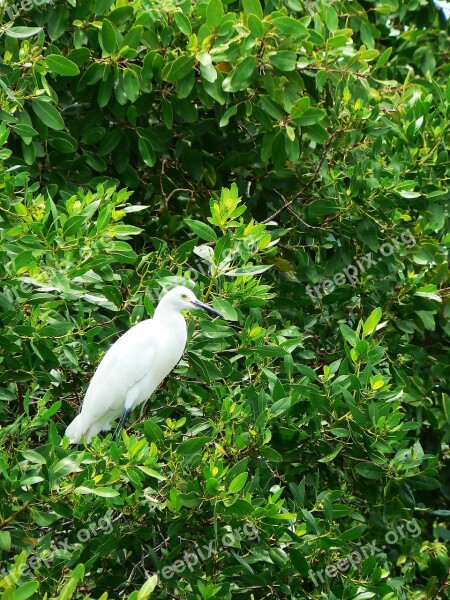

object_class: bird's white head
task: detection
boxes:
[155,285,224,319]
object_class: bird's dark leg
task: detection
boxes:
[112,408,131,440]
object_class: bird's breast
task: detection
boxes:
[133,315,187,407]
[159,314,187,359]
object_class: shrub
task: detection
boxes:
[0,0,448,598]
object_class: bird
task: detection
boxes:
[65,285,224,444]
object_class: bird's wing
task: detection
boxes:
[79,319,162,422]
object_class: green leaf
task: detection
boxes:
[108,241,138,264]
[161,98,173,129]
[31,99,65,130]
[98,128,122,155]
[226,57,256,92]
[359,49,379,61]
[290,549,309,576]
[95,0,114,14]
[228,472,248,493]
[360,21,374,47]
[137,466,167,481]
[101,285,122,307]
[206,0,224,30]
[123,68,140,102]
[77,62,106,90]
[250,345,288,357]
[305,123,328,143]
[242,0,263,19]
[63,215,86,237]
[355,339,369,355]
[177,437,212,458]
[226,264,271,276]
[363,307,382,337]
[143,419,164,442]
[375,48,392,70]
[293,107,326,125]
[271,51,296,71]
[137,576,158,599]
[409,475,440,490]
[443,394,450,423]
[271,397,291,417]
[219,105,238,127]
[340,524,367,541]
[399,190,421,198]
[75,486,119,497]
[327,34,348,49]
[0,531,11,552]
[272,16,308,38]
[39,402,62,422]
[307,28,325,44]
[13,123,38,138]
[355,218,379,251]
[138,136,156,167]
[5,26,42,38]
[47,5,69,40]
[211,297,238,321]
[339,323,358,347]
[21,450,46,464]
[15,581,39,600]
[416,310,436,331]
[20,475,44,486]
[45,54,80,76]
[113,224,143,236]
[22,139,36,164]
[101,18,117,54]
[163,55,195,83]
[354,463,384,479]
[198,52,217,83]
[49,131,78,153]
[260,446,283,461]
[248,14,265,38]
[174,12,192,36]
[318,443,343,463]
[184,218,217,242]
[325,6,339,31]
[225,458,249,484]
[58,565,85,600]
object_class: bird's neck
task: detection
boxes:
[153,307,187,347]
[154,305,185,326]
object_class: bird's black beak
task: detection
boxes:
[191,300,225,319]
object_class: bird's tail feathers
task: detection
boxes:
[65,411,120,444]
[65,413,84,444]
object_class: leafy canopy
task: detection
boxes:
[0,0,449,598]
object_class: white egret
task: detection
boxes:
[65,285,224,444]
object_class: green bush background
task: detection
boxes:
[0,0,449,598]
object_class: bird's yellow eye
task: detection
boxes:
[181,293,189,301]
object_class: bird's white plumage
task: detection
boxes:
[65,285,220,443]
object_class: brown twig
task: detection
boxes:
[270,190,321,227]
[298,66,369,79]
[0,501,31,530]
[262,129,342,224]
[159,158,167,204]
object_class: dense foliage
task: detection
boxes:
[0,0,449,598]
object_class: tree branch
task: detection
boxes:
[0,501,31,530]
[262,129,342,224]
